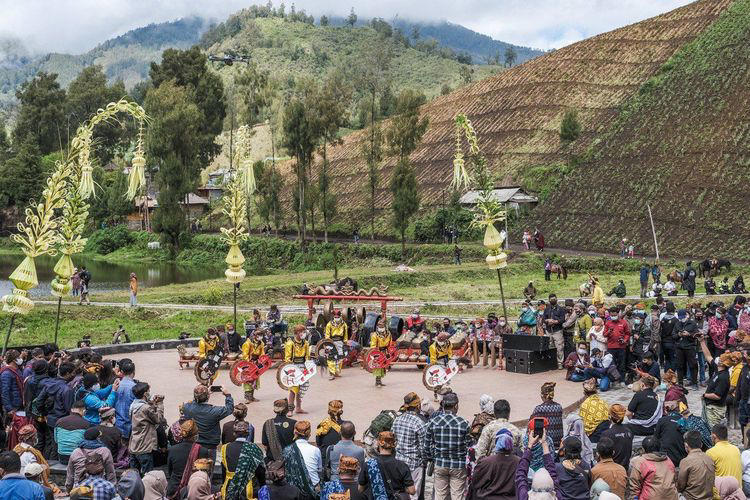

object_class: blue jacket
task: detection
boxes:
[182,395,234,447]
[0,366,24,412]
[115,376,136,437]
[76,385,117,424]
[53,413,91,457]
[0,474,46,500]
[640,266,650,283]
[37,376,74,428]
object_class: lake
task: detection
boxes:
[0,253,221,298]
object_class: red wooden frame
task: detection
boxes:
[292,294,403,320]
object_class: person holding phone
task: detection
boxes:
[182,384,234,453]
[516,427,560,500]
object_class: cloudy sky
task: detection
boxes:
[1,0,693,54]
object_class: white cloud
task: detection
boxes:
[0,0,694,54]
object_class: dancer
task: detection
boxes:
[370,319,392,388]
[284,325,311,414]
[324,310,348,380]
[241,327,266,403]
[197,328,222,385]
[429,332,453,400]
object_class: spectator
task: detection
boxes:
[262,399,297,463]
[475,399,522,459]
[591,437,626,499]
[677,430,715,500]
[515,428,561,500]
[1,350,29,449]
[222,403,252,445]
[166,419,212,498]
[221,421,265,499]
[262,460,301,500]
[583,348,615,391]
[530,382,564,448]
[391,393,425,497]
[23,360,51,456]
[707,423,742,484]
[283,421,320,499]
[563,342,590,382]
[79,453,118,500]
[675,308,699,389]
[626,375,662,436]
[316,400,344,474]
[23,462,53,500]
[321,455,362,500]
[678,404,712,451]
[329,421,365,483]
[182,384,234,451]
[34,360,75,458]
[704,352,732,428]
[470,394,495,442]
[128,382,164,475]
[13,425,45,474]
[114,359,136,438]
[590,478,612,500]
[422,392,471,500]
[65,427,116,491]
[143,470,168,500]
[542,294,566,369]
[359,431,415,500]
[578,379,610,443]
[627,436,678,500]
[555,436,590,500]
[467,429,519,500]
[654,400,688,468]
[76,372,118,425]
[185,458,216,500]
[600,404,633,469]
[604,306,630,385]
[0,450,46,500]
[54,399,91,464]
[96,407,122,461]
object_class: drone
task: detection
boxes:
[208,54,251,66]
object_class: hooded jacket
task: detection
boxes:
[627,452,678,500]
[36,376,75,427]
[129,398,164,455]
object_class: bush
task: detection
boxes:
[84,226,134,254]
[413,207,481,243]
[202,287,224,305]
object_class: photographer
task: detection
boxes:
[128,382,165,475]
[675,309,699,390]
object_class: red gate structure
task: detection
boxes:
[292,294,403,320]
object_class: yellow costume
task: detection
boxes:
[429,342,453,365]
[325,320,349,377]
[370,331,392,381]
[592,284,604,307]
[198,336,219,359]
[241,337,265,396]
[220,443,255,499]
[284,339,310,395]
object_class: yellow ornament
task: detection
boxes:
[50,253,74,297]
[483,223,504,251]
[486,252,508,270]
[1,256,38,314]
[225,244,246,284]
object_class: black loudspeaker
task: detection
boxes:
[504,349,557,374]
[502,334,550,351]
[388,316,404,336]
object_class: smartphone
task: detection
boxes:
[209,385,223,393]
[533,418,544,438]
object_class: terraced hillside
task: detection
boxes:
[285,0,733,228]
[526,0,750,258]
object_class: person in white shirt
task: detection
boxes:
[583,348,615,391]
[587,317,608,354]
[290,420,322,487]
[663,279,677,296]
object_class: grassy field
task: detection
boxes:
[15,251,747,349]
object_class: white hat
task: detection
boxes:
[24,462,46,478]
[599,493,621,500]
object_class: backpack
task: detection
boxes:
[367,410,398,437]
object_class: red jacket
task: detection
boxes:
[604,319,630,349]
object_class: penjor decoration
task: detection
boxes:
[1,99,148,352]
[453,113,508,322]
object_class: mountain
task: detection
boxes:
[0,17,209,112]
[275,0,736,248]
[526,0,750,258]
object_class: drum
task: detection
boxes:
[388,316,404,336]
[343,307,357,324]
[313,313,327,333]
[323,301,334,322]
[362,311,381,347]
[357,307,367,323]
[396,331,416,347]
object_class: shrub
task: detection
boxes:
[84,226,134,254]
[202,287,224,305]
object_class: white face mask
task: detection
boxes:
[377,327,386,334]
[92,383,101,391]
[15,358,23,366]
[298,333,307,341]
[577,348,587,355]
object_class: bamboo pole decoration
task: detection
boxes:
[221,171,250,284]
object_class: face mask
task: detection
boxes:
[499,321,506,326]
[522,307,528,312]
[679,318,687,323]
[577,348,587,355]
[443,324,450,329]
[634,319,641,325]
[589,311,597,317]
[377,327,386,334]
[298,333,307,341]
[15,358,23,366]
[716,313,723,319]
[626,312,632,317]
[92,384,101,391]
[550,300,557,306]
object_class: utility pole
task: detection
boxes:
[647,204,659,262]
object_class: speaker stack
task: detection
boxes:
[501,334,558,374]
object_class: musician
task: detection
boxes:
[284,325,311,414]
[241,328,266,403]
[370,319,391,387]
[324,310,348,380]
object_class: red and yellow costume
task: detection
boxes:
[370,322,391,386]
[324,316,348,378]
[284,337,310,396]
[241,334,265,401]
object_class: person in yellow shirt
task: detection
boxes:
[241,328,266,403]
[370,319,391,387]
[324,310,348,380]
[429,332,454,400]
[284,324,310,414]
[591,277,604,308]
[706,423,742,484]
[197,328,222,384]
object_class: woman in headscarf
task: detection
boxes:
[117,469,145,500]
[186,459,218,500]
[589,478,611,500]
[470,394,495,441]
[530,382,564,448]
[554,436,591,500]
[716,476,747,500]
[143,470,168,500]
[516,428,560,500]
[562,414,594,467]
[468,429,519,500]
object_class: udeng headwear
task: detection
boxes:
[662,369,678,384]
[294,420,311,438]
[400,392,422,412]
[180,419,199,440]
[328,400,344,416]
[193,458,213,471]
[338,456,360,475]
[233,420,250,436]
[541,382,556,400]
[609,404,626,423]
[98,406,115,420]
[329,493,350,500]
[294,324,306,334]
[583,378,597,395]
[720,352,735,367]
[18,424,37,440]
[378,431,396,450]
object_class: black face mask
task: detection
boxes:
[550,300,558,306]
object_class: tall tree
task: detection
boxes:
[387,90,429,256]
[316,70,351,242]
[358,36,393,240]
[12,72,66,154]
[254,160,283,231]
[0,139,44,208]
[145,81,202,254]
[0,118,9,163]
[149,46,226,166]
[65,65,127,163]
[347,7,357,27]
[504,46,517,67]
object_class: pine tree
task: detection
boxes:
[390,159,420,257]
[347,7,357,27]
[559,109,581,144]
[12,72,66,155]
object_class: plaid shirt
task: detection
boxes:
[392,411,426,469]
[79,476,116,500]
[423,412,471,469]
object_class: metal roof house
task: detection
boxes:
[458,186,538,214]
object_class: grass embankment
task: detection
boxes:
[22,252,748,349]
